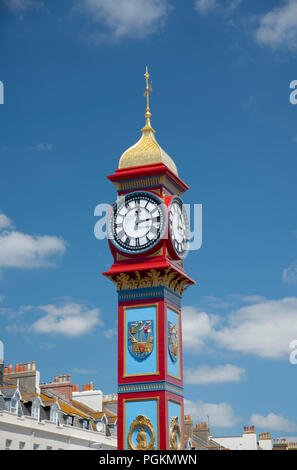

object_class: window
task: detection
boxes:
[5,439,12,450]
[46,446,52,450]
[50,404,59,424]
[82,419,89,429]
[10,398,18,414]
[66,415,73,426]
[31,399,40,421]
[33,443,39,450]
[19,442,25,450]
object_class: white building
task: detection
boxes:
[0,346,117,450]
[0,409,116,450]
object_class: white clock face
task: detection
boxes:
[108,192,167,254]
[169,197,189,258]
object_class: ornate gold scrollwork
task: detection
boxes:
[107,268,190,296]
[169,416,182,450]
[127,415,155,450]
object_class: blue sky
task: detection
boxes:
[1,0,297,438]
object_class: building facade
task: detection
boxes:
[0,355,117,450]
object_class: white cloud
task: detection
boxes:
[195,0,241,16]
[255,0,297,51]
[228,294,267,304]
[195,0,218,15]
[0,230,66,269]
[283,261,297,284]
[104,328,117,339]
[184,398,240,428]
[76,0,169,39]
[31,303,102,337]
[182,306,218,352]
[214,297,297,359]
[184,364,246,385]
[251,412,297,432]
[0,214,13,231]
[183,298,297,360]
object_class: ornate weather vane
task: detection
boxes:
[144,66,153,124]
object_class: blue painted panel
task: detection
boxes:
[125,399,158,450]
[125,306,157,376]
[168,400,182,449]
[167,307,180,378]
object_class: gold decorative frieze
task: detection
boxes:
[106,268,190,296]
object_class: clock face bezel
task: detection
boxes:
[107,191,168,255]
[168,196,190,259]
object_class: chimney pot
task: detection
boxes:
[23,363,27,372]
[54,375,58,383]
[27,362,32,371]
[4,366,8,374]
[8,364,13,373]
[19,364,23,372]
[15,364,19,373]
[32,361,36,371]
[83,384,86,392]
[59,375,62,383]
[67,374,71,382]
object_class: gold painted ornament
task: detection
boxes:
[127,415,155,450]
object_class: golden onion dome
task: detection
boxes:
[118,67,178,176]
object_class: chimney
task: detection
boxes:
[40,373,73,401]
[23,363,27,372]
[31,361,36,371]
[193,422,210,443]
[8,364,13,373]
[184,415,193,439]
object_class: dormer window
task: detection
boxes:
[31,398,41,421]
[50,404,59,425]
[10,390,21,414]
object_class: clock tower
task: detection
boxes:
[103,67,194,450]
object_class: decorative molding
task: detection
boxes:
[127,415,155,450]
[118,381,183,396]
[169,416,182,450]
[107,268,190,296]
[118,286,181,306]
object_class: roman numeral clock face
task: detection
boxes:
[169,197,190,258]
[108,192,167,254]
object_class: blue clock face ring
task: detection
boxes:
[108,191,168,254]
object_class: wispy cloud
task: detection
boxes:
[251,412,297,432]
[0,213,66,271]
[194,0,241,17]
[0,214,14,231]
[75,0,170,41]
[3,0,44,12]
[104,328,117,339]
[34,143,53,152]
[184,398,240,428]
[72,367,97,374]
[283,261,297,284]
[31,303,102,337]
[255,0,297,51]
[184,364,246,385]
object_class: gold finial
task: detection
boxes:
[143,66,153,130]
